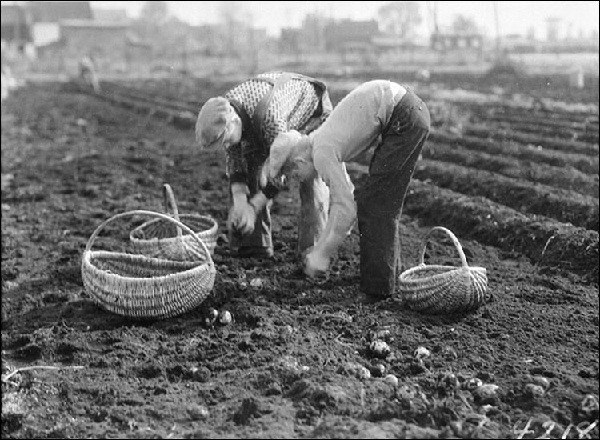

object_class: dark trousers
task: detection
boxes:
[355,88,430,297]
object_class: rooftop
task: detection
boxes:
[28,1,93,23]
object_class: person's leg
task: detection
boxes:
[356,90,430,298]
[91,72,100,93]
[298,175,329,254]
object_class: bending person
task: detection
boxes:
[263,80,430,299]
[195,72,332,258]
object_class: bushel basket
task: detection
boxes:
[130,184,218,261]
[82,210,216,319]
[398,226,488,314]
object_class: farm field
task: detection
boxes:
[1,73,598,439]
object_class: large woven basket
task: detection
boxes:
[82,210,216,319]
[130,184,218,261]
[398,226,488,314]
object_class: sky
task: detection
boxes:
[4,1,599,39]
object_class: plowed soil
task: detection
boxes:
[1,82,598,439]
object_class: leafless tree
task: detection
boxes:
[218,1,248,56]
[139,1,170,26]
[377,1,422,39]
[452,14,479,34]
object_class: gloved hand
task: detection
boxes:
[228,200,256,235]
[304,246,331,278]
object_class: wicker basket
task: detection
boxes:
[82,210,216,319]
[130,184,218,261]
[398,226,488,314]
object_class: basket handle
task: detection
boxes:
[84,210,213,266]
[419,226,469,268]
[163,183,182,238]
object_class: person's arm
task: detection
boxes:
[227,142,256,234]
[313,159,356,257]
[305,149,356,276]
[230,182,249,205]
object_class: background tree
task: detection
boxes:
[139,1,170,26]
[452,14,480,34]
[133,1,190,59]
[377,1,422,40]
[219,1,248,56]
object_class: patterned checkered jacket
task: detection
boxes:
[224,72,332,185]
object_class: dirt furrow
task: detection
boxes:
[472,120,599,144]
[429,131,599,175]
[2,82,598,440]
[423,142,599,197]
[344,164,599,281]
[412,159,599,231]
[402,180,599,281]
[472,113,599,133]
[451,100,599,123]
[463,125,599,157]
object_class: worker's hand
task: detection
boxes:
[304,247,331,278]
[228,200,256,236]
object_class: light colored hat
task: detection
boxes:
[266,130,308,179]
[195,97,233,149]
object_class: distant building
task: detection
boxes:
[279,27,302,53]
[323,19,379,53]
[545,17,561,42]
[28,1,93,47]
[501,34,539,53]
[1,4,33,54]
[301,14,328,52]
[92,9,129,23]
[24,1,135,70]
[190,24,225,55]
[277,18,380,55]
[372,34,427,51]
[60,20,129,61]
[189,22,265,58]
[430,32,483,51]
[29,1,93,22]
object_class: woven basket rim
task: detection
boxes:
[129,184,218,245]
[397,227,487,291]
[129,213,218,242]
[398,266,485,288]
[82,209,216,319]
[82,249,214,282]
[85,210,214,264]
[400,264,487,278]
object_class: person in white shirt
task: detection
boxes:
[262,80,430,299]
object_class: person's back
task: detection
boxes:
[225,72,328,152]
[311,80,406,164]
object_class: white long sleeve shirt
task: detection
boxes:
[309,80,406,258]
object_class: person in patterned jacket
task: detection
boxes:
[195,72,332,258]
